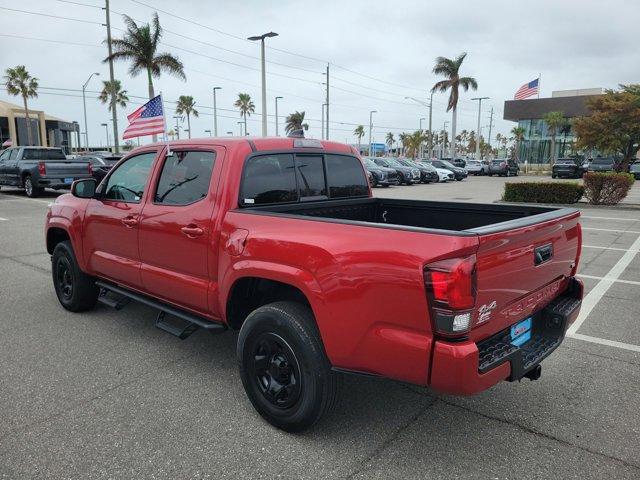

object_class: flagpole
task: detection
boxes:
[160,91,171,156]
[538,73,541,98]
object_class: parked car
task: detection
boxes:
[587,156,618,173]
[630,161,640,180]
[77,152,123,184]
[46,137,583,432]
[552,158,586,179]
[488,159,520,177]
[372,157,420,185]
[420,160,454,182]
[465,160,489,176]
[397,158,438,183]
[362,158,399,187]
[441,157,467,169]
[427,159,467,181]
[0,146,93,197]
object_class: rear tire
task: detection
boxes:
[237,301,338,432]
[52,240,99,312]
[24,175,44,198]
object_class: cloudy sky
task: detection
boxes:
[2,0,638,149]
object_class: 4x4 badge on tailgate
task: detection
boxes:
[477,301,497,324]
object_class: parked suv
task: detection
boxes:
[465,160,488,176]
[630,161,640,180]
[362,158,399,187]
[588,156,618,173]
[429,159,467,181]
[372,157,420,185]
[552,158,586,179]
[488,159,519,177]
[397,158,438,183]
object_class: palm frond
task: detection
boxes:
[154,53,186,80]
[459,76,478,91]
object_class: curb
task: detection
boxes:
[494,200,640,211]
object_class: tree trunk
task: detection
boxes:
[148,69,157,142]
[450,107,457,159]
[550,134,556,166]
[187,113,191,139]
[22,96,33,146]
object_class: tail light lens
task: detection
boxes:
[424,255,477,337]
[87,162,93,175]
[38,162,46,176]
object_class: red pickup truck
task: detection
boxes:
[45,137,583,431]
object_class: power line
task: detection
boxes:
[0,33,101,48]
[2,6,104,25]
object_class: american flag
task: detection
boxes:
[514,78,540,100]
[122,95,166,139]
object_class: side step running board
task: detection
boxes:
[95,280,226,339]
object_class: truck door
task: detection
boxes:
[0,149,11,184]
[138,147,223,316]
[83,150,158,287]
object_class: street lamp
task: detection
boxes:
[82,72,99,150]
[471,97,490,159]
[406,94,434,157]
[275,96,283,136]
[100,122,109,151]
[368,110,377,156]
[212,87,221,136]
[172,116,182,139]
[205,129,212,137]
[237,121,244,136]
[247,31,279,137]
[419,118,426,158]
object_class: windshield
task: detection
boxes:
[492,159,506,164]
[439,160,456,169]
[383,158,402,167]
[22,148,66,160]
[592,157,614,164]
[467,160,480,165]
[363,159,377,168]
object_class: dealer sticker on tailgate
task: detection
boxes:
[510,317,532,347]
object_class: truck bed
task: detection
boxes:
[244,198,576,235]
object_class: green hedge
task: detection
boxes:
[583,172,635,205]
[502,182,584,204]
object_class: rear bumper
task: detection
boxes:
[36,175,92,188]
[429,277,583,395]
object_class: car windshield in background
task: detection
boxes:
[556,160,576,165]
[22,148,67,160]
[440,160,456,169]
[592,157,614,164]
[383,159,403,167]
[467,160,480,165]
[492,159,505,164]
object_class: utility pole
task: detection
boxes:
[275,96,283,136]
[82,72,99,151]
[471,96,489,159]
[237,121,243,136]
[487,106,494,150]
[321,104,326,140]
[325,64,330,140]
[213,87,221,136]
[368,110,376,156]
[248,32,278,137]
[419,117,425,158]
[104,0,119,153]
[173,116,181,139]
[405,95,433,157]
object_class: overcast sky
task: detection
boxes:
[2,0,639,148]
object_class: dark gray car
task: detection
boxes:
[630,161,640,180]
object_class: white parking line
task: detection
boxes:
[583,245,639,252]
[582,227,640,234]
[581,215,639,222]
[0,217,7,221]
[0,196,52,205]
[577,274,640,286]
[568,233,640,335]
[568,333,640,353]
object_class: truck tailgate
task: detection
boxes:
[43,161,91,176]
[468,209,581,342]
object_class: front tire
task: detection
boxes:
[237,301,338,432]
[52,240,99,312]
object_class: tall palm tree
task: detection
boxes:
[234,93,254,135]
[511,126,525,161]
[385,132,395,155]
[175,96,198,139]
[432,52,478,159]
[4,65,38,146]
[285,111,309,135]
[398,132,408,156]
[405,130,428,159]
[354,125,365,152]
[105,13,185,100]
[542,111,566,165]
[98,80,129,111]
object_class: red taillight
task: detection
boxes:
[424,255,477,337]
[38,161,46,176]
[87,162,93,174]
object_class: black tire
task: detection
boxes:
[382,184,390,188]
[52,240,99,312]
[371,176,378,188]
[24,175,44,198]
[552,173,557,179]
[237,301,338,432]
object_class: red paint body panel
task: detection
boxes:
[45,137,583,392]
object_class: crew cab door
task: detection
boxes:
[83,150,158,287]
[2,148,21,185]
[0,149,11,184]
[138,147,223,315]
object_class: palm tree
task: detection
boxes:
[405,130,428,159]
[432,53,478,159]
[105,13,185,101]
[511,126,525,161]
[285,111,309,135]
[175,96,198,139]
[385,132,395,155]
[234,93,255,135]
[542,111,566,165]
[354,125,365,152]
[98,80,129,112]
[4,65,38,146]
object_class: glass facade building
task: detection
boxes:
[516,118,575,163]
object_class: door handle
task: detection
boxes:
[121,216,138,228]
[181,224,204,238]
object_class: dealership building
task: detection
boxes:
[0,99,79,153]
[503,88,603,163]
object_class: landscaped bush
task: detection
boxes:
[582,172,635,205]
[502,182,584,204]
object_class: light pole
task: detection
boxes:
[368,110,377,156]
[247,31,279,137]
[82,72,99,151]
[405,94,433,157]
[173,116,181,139]
[205,129,212,137]
[212,86,221,136]
[321,103,327,140]
[101,123,109,151]
[275,96,283,136]
[442,121,449,158]
[471,97,489,159]
[237,121,244,136]
[419,117,426,158]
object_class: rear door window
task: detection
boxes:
[325,154,368,198]
[241,154,298,205]
[155,150,216,205]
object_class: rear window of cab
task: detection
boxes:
[239,153,368,206]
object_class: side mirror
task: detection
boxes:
[71,178,96,198]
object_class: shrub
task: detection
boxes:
[582,172,635,205]
[502,182,584,204]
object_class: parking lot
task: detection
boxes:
[1,179,639,479]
